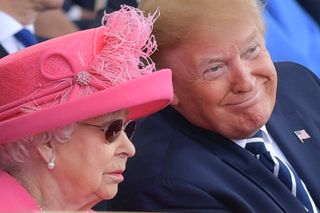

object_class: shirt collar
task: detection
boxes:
[0,11,34,41]
[232,125,272,148]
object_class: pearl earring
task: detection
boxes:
[47,160,55,170]
[47,149,55,170]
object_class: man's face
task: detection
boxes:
[164,16,277,139]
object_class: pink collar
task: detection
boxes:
[0,170,39,212]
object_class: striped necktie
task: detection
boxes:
[245,130,317,212]
[14,28,38,47]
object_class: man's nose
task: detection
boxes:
[229,60,255,93]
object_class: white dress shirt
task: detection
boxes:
[232,125,290,165]
[0,11,35,54]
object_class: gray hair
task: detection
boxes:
[0,124,75,171]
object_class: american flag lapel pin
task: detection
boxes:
[294,129,311,143]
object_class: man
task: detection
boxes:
[108,0,320,212]
[0,0,64,57]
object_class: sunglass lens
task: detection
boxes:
[124,121,136,140]
[105,119,123,143]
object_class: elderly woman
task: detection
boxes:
[0,6,172,212]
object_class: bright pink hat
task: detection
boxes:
[0,6,173,143]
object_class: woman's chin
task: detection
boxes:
[95,186,118,200]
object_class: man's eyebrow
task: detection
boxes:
[195,51,226,71]
[197,29,259,69]
[244,28,258,44]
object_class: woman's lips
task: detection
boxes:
[106,170,125,182]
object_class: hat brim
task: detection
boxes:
[0,69,172,143]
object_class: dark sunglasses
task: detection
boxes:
[81,119,136,144]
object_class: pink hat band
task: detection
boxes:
[0,6,173,143]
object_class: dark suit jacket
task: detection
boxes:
[0,44,9,58]
[108,62,320,212]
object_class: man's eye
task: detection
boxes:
[203,64,224,80]
[243,44,260,60]
[208,65,222,72]
[248,45,258,53]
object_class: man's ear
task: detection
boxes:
[36,141,54,164]
[171,92,179,106]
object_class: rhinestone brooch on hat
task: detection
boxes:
[75,71,91,86]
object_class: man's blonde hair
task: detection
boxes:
[139,0,265,68]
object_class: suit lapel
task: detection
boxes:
[199,134,307,212]
[267,100,320,206]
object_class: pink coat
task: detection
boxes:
[0,170,96,212]
[0,170,39,212]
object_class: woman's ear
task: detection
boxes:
[37,141,55,170]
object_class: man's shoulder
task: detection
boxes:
[128,107,240,185]
[132,107,206,162]
[274,61,318,78]
[275,62,319,92]
[272,61,320,118]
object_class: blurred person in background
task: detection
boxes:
[0,0,64,57]
[62,0,106,30]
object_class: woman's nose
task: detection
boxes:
[116,132,136,158]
